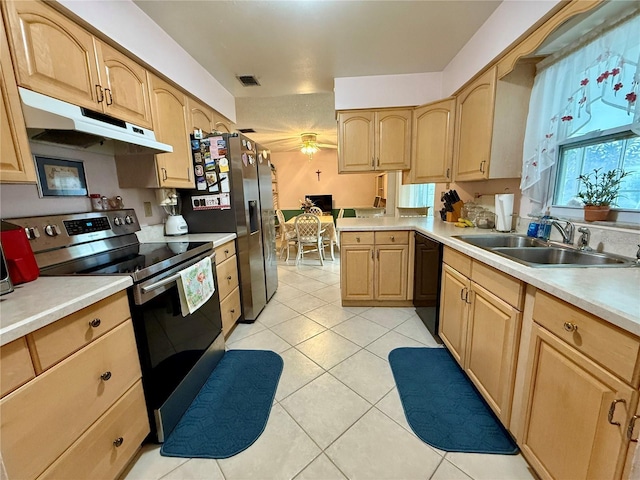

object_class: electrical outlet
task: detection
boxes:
[143,202,153,217]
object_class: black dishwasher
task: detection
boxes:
[413,233,443,343]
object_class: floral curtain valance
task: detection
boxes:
[520,10,640,206]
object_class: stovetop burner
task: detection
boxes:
[41,241,213,282]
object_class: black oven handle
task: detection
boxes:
[140,251,216,294]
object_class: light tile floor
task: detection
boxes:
[121,252,538,480]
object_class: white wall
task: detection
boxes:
[334,73,442,110]
[442,0,562,96]
[55,0,236,122]
[0,142,164,227]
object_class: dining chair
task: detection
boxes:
[276,209,297,262]
[309,206,323,216]
[294,213,323,265]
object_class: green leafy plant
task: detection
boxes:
[576,168,630,206]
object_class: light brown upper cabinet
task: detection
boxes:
[338,108,411,173]
[2,0,152,128]
[148,73,194,189]
[403,97,455,184]
[93,40,153,128]
[188,96,215,133]
[1,17,35,184]
[212,111,232,133]
[452,63,534,181]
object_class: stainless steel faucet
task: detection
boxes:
[550,219,575,244]
[577,227,592,251]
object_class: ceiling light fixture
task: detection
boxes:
[300,133,319,160]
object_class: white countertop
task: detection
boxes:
[0,276,132,346]
[337,217,640,336]
[0,229,237,347]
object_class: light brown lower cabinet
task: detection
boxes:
[341,231,412,305]
[214,239,241,336]
[519,324,637,480]
[0,292,149,480]
[438,247,523,425]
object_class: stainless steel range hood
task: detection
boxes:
[19,88,173,153]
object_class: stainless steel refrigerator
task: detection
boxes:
[180,133,277,321]
[255,142,278,301]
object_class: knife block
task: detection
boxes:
[445,201,464,222]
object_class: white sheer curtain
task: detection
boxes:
[521,10,640,207]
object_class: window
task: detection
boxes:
[397,183,435,214]
[554,130,640,209]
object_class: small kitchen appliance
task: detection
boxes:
[0,243,13,295]
[160,191,188,236]
[0,221,39,285]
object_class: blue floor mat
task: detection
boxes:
[388,347,518,454]
[161,349,283,459]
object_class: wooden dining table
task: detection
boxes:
[284,214,338,260]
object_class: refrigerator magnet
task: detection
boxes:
[241,153,248,166]
[218,157,229,173]
[196,178,207,191]
[194,165,204,177]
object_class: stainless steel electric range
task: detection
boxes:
[7,209,225,442]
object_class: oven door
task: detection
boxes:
[130,250,224,442]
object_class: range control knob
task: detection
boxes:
[113,217,123,226]
[24,227,40,240]
[124,215,135,225]
[44,224,61,237]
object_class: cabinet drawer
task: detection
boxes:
[341,231,374,246]
[374,230,409,245]
[30,290,130,371]
[38,381,149,480]
[0,337,35,398]
[216,254,239,300]
[215,240,236,264]
[221,286,241,336]
[0,320,141,480]
[533,290,640,385]
[471,261,524,309]
[443,246,472,277]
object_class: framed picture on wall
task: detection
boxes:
[34,156,88,197]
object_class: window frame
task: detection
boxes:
[550,124,640,225]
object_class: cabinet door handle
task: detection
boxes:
[161,168,168,181]
[390,235,395,242]
[95,84,104,103]
[356,237,360,243]
[608,399,626,426]
[627,415,640,442]
[113,437,124,448]
[465,288,472,304]
[480,160,486,173]
[460,287,466,302]
[563,322,578,333]
[376,249,379,260]
[89,318,101,328]
[371,250,374,259]
[446,168,450,179]
[376,157,380,167]
[105,88,113,105]
[187,168,191,181]
[100,371,112,382]
[230,308,235,314]
[226,275,232,281]
[224,249,229,254]
[371,157,375,167]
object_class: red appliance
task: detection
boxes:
[0,221,39,285]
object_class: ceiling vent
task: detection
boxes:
[238,128,256,133]
[236,75,260,87]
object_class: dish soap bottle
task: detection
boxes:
[537,209,552,241]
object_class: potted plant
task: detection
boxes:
[300,197,315,213]
[576,168,630,221]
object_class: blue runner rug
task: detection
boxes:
[161,350,283,459]
[388,347,518,454]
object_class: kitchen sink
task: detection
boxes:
[454,234,546,248]
[454,234,635,268]
[491,247,634,267]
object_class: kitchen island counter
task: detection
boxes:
[337,217,640,336]
[0,276,132,346]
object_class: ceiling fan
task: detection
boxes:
[234,93,338,154]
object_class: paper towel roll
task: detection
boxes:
[495,194,514,232]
